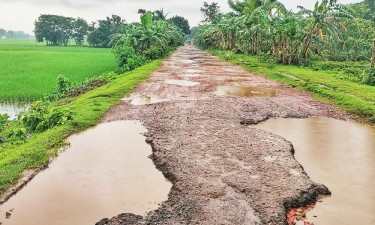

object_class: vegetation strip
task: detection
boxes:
[210,49,375,123]
[0,59,163,196]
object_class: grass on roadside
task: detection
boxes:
[210,50,375,123]
[0,40,116,100]
[0,59,163,194]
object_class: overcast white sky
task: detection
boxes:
[0,0,363,34]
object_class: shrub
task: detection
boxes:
[57,75,71,94]
[144,46,167,60]
[0,114,9,132]
[113,45,145,73]
[362,69,375,86]
[22,101,73,131]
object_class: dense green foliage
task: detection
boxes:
[195,0,375,65]
[168,16,191,35]
[34,15,89,46]
[87,15,125,47]
[111,11,185,73]
[0,40,116,100]
[212,50,375,123]
[0,59,163,194]
[200,2,222,24]
[22,101,73,131]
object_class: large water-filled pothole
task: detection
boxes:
[255,117,375,224]
[215,86,278,97]
[0,121,171,225]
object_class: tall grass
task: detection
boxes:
[0,40,116,100]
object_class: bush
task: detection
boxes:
[0,114,9,132]
[113,45,145,73]
[57,75,71,94]
[144,46,167,60]
[22,101,73,131]
[362,69,375,86]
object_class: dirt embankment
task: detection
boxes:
[97,46,346,225]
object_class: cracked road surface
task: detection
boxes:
[98,46,346,225]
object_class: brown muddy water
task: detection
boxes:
[129,96,166,105]
[165,79,200,86]
[0,102,29,120]
[215,86,278,97]
[255,117,375,224]
[0,121,171,225]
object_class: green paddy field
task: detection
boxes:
[0,40,116,100]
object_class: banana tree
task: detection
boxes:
[298,1,353,59]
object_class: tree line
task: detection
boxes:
[0,29,34,39]
[34,9,190,47]
[194,0,375,65]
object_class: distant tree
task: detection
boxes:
[188,26,198,40]
[6,30,15,39]
[364,0,375,23]
[168,16,190,35]
[153,8,169,21]
[88,22,96,33]
[200,2,222,24]
[34,14,74,46]
[0,28,6,37]
[138,9,147,15]
[73,18,89,46]
[0,28,33,39]
[87,15,125,47]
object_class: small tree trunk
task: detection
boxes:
[371,40,375,69]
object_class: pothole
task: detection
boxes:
[215,86,279,97]
[0,121,171,225]
[165,79,200,87]
[129,96,167,105]
[255,117,375,224]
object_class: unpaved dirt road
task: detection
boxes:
[98,46,346,225]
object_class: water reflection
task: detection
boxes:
[0,121,171,225]
[255,117,375,224]
[0,102,29,120]
[215,86,278,97]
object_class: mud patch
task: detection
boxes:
[165,79,200,86]
[0,121,171,225]
[215,86,278,97]
[255,117,375,224]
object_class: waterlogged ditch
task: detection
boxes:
[0,121,171,225]
[255,117,375,225]
[0,102,30,120]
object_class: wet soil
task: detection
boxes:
[0,121,171,225]
[255,117,375,225]
[100,46,348,224]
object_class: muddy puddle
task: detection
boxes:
[215,86,278,97]
[129,96,167,105]
[165,79,200,86]
[255,117,375,224]
[0,121,171,225]
[0,102,30,120]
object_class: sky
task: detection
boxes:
[0,0,364,34]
